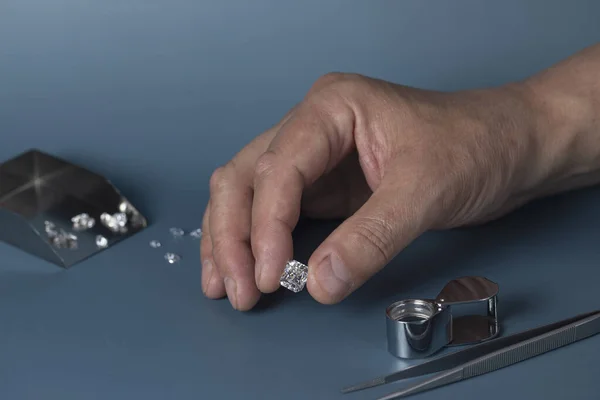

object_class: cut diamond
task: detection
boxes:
[164,252,181,264]
[189,228,202,239]
[50,230,78,249]
[100,212,128,233]
[169,227,184,238]
[44,221,58,237]
[149,240,161,248]
[280,260,309,293]
[95,235,108,248]
[71,213,95,230]
[118,201,131,213]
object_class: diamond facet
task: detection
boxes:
[280,260,309,293]
[189,228,202,239]
[149,240,161,248]
[169,227,184,238]
[71,213,95,230]
[95,235,108,248]
[164,252,181,264]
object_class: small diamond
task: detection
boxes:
[113,212,127,227]
[118,201,131,213]
[280,260,309,293]
[95,235,108,248]
[169,227,184,238]
[100,212,128,233]
[189,228,202,239]
[44,221,58,237]
[50,230,78,249]
[71,213,95,230]
[149,240,161,248]
[164,252,181,264]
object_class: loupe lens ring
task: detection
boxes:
[386,299,452,359]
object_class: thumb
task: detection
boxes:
[306,179,437,304]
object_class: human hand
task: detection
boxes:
[200,72,544,311]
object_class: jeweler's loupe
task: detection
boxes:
[386,276,499,359]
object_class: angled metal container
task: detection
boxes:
[0,149,148,268]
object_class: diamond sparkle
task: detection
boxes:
[95,235,108,248]
[280,260,309,293]
[164,252,181,264]
[44,221,58,237]
[169,227,184,238]
[189,228,202,239]
[149,240,161,248]
[50,230,78,249]
[101,212,128,233]
[71,213,95,231]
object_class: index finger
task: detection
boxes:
[251,100,356,292]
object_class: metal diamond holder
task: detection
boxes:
[0,149,148,268]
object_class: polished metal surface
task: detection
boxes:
[386,299,452,359]
[384,276,500,359]
[376,309,600,399]
[343,309,600,396]
[0,149,148,268]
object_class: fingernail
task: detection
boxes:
[202,259,214,294]
[315,254,352,298]
[224,277,238,309]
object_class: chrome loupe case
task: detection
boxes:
[386,276,499,359]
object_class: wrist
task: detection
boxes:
[516,73,600,199]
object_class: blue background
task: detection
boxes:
[1,1,599,399]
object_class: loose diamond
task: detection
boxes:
[189,228,202,239]
[101,212,128,233]
[118,201,131,213]
[71,213,95,230]
[44,221,58,237]
[50,230,78,249]
[280,260,309,293]
[169,227,184,238]
[164,252,181,264]
[149,240,161,248]
[95,235,108,248]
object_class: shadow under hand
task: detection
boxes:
[346,190,588,310]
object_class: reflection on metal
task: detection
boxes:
[0,149,148,268]
[385,276,499,359]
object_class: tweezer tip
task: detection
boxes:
[340,377,386,394]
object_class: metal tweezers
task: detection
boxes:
[342,309,600,399]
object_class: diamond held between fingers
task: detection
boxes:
[280,260,309,293]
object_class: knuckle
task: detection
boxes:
[308,72,363,97]
[208,166,229,193]
[254,151,278,182]
[351,216,396,263]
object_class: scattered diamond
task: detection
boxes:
[280,260,309,293]
[118,201,131,213]
[189,228,202,239]
[44,221,58,237]
[50,230,78,249]
[164,252,181,264]
[169,227,184,238]
[101,212,128,233]
[149,240,161,248]
[71,213,95,231]
[95,235,108,248]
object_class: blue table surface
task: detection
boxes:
[1,1,599,399]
